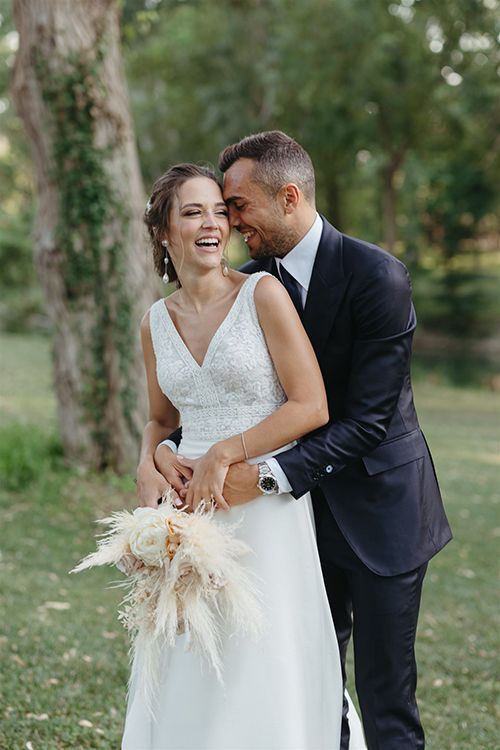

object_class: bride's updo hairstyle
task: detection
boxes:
[144,163,222,285]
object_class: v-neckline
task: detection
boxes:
[159,275,252,370]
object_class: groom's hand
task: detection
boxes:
[154,444,193,496]
[177,460,260,508]
[222,462,261,506]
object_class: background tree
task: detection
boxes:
[1,0,498,397]
[0,0,37,331]
[11,0,157,471]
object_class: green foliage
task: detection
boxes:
[413,267,500,338]
[0,423,64,491]
[0,205,47,332]
[119,0,500,366]
[0,4,42,330]
[121,0,499,249]
[412,265,500,386]
[1,0,498,375]
[0,208,34,288]
[0,285,46,333]
[38,57,109,297]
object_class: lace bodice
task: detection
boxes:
[149,272,286,443]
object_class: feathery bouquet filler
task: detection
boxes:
[70,491,263,708]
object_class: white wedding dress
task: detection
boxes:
[122,273,366,750]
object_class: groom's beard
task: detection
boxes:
[248,225,299,260]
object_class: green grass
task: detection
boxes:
[1,334,499,749]
[412,385,500,749]
[0,333,56,428]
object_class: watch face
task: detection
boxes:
[260,476,277,493]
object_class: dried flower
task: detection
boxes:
[70,490,263,715]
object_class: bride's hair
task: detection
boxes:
[144,163,222,284]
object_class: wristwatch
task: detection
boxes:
[257,462,279,495]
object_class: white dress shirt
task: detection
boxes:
[274,212,323,308]
[160,213,324,496]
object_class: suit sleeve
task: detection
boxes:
[161,427,182,448]
[275,258,416,498]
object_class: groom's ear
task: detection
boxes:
[280,183,300,214]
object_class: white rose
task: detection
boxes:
[129,511,168,567]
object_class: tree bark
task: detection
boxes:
[11,0,157,472]
[325,178,343,230]
[381,149,405,253]
[382,160,397,253]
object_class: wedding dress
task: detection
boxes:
[122,272,366,750]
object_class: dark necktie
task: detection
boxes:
[280,265,303,316]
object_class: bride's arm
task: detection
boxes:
[184,276,328,508]
[239,275,328,455]
[137,312,192,507]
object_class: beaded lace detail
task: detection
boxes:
[149,273,286,443]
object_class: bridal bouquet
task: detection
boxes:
[70,491,263,709]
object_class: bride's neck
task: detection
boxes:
[177,269,232,313]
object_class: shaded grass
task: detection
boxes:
[1,334,499,749]
[0,468,134,749]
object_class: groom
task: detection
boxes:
[156,131,452,749]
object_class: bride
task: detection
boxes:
[122,163,366,750]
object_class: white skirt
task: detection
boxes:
[121,440,365,750]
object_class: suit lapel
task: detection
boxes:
[269,258,280,280]
[302,219,352,355]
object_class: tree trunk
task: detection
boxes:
[381,150,405,253]
[11,0,158,472]
[382,162,397,253]
[325,178,343,230]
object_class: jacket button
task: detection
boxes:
[325,465,333,474]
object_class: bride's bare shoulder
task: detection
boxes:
[253,272,288,300]
[253,273,296,322]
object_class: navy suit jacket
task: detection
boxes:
[168,218,452,576]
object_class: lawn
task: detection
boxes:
[0,333,499,750]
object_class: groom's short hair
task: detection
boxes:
[219,131,316,204]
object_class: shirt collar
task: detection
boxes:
[276,213,323,292]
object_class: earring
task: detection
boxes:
[162,257,170,285]
[221,255,230,277]
[161,240,170,284]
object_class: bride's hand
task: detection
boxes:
[177,449,230,512]
[136,458,172,508]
